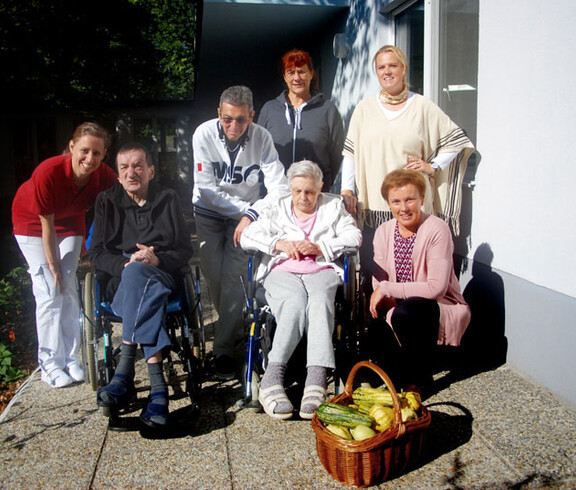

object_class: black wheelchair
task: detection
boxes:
[239,249,364,408]
[79,265,206,414]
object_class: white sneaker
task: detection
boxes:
[41,368,74,388]
[66,362,85,382]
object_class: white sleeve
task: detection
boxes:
[239,209,280,256]
[431,150,459,171]
[340,156,356,193]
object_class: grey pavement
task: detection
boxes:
[2,331,576,488]
[1,252,575,488]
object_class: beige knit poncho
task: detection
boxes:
[343,93,474,235]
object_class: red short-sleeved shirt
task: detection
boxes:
[12,154,117,237]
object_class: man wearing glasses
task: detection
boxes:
[192,85,289,380]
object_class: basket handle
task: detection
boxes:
[343,360,406,436]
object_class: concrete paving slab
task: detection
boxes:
[2,253,576,489]
[0,375,106,488]
[3,357,576,489]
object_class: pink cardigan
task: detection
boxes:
[372,213,470,346]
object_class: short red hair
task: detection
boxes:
[281,49,313,73]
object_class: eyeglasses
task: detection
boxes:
[220,116,250,125]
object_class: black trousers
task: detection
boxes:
[365,297,440,389]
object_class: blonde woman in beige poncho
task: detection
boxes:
[340,45,474,279]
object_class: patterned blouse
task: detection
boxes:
[393,222,417,283]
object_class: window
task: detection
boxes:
[437,0,479,145]
[382,0,479,181]
[392,0,425,95]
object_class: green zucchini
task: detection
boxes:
[317,402,374,428]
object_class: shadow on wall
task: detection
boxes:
[453,150,481,278]
[460,242,508,371]
[432,243,507,395]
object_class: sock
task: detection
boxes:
[305,365,328,389]
[261,362,292,414]
[301,366,328,414]
[98,343,137,406]
[144,361,168,425]
[260,362,286,390]
[111,343,137,384]
[147,361,168,398]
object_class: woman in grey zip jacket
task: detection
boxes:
[258,49,344,192]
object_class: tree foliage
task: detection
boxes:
[0,0,197,113]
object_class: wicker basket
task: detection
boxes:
[312,360,431,487]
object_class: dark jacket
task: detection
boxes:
[258,90,344,190]
[89,182,193,297]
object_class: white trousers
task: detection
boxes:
[15,235,83,374]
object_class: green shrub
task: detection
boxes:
[0,266,30,310]
[0,343,26,384]
[0,266,35,382]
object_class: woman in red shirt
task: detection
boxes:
[12,122,117,388]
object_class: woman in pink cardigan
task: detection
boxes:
[369,169,470,394]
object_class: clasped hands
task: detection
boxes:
[126,243,159,268]
[275,239,321,261]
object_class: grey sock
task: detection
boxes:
[261,362,292,414]
[261,362,286,390]
[301,365,328,414]
[305,365,327,389]
[147,361,168,401]
[112,343,137,383]
[145,361,168,425]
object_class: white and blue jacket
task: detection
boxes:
[192,119,289,222]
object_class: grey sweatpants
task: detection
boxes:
[263,268,341,369]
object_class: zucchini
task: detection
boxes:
[317,402,373,428]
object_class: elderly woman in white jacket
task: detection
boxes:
[240,160,361,420]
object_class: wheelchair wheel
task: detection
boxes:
[167,310,201,406]
[185,354,202,410]
[242,361,261,409]
[334,254,364,389]
[343,252,357,305]
[185,267,206,369]
[81,271,99,391]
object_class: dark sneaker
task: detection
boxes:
[215,355,236,381]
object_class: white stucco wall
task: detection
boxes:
[472,0,576,407]
[331,0,393,123]
[330,0,576,407]
[474,1,576,298]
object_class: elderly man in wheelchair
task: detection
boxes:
[240,160,361,420]
[88,141,193,429]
